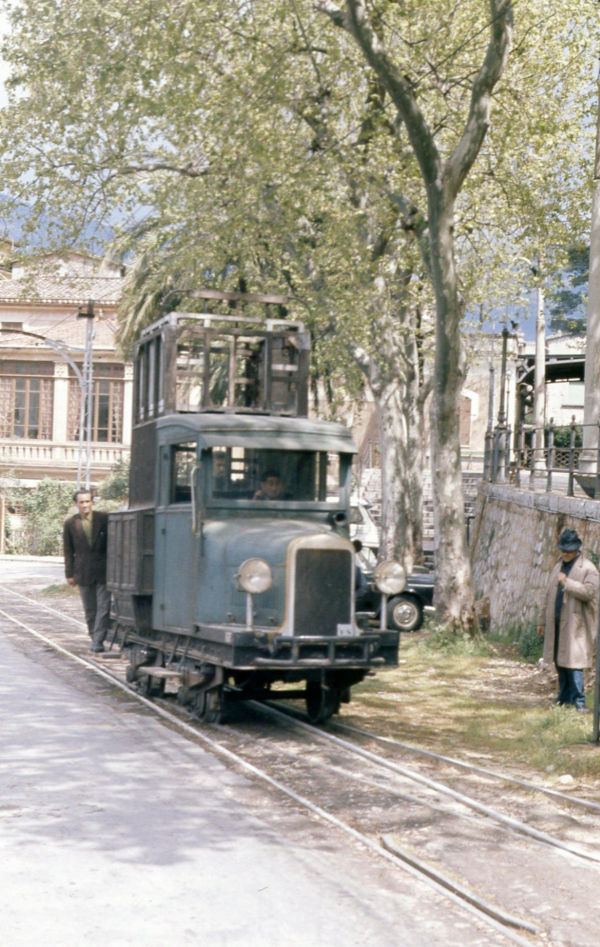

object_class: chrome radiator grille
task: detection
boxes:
[293,547,352,636]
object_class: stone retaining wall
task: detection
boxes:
[470,483,600,633]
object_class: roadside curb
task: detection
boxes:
[0,555,63,563]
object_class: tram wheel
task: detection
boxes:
[189,685,224,723]
[305,681,341,724]
[190,689,207,718]
[139,673,165,699]
[126,644,145,684]
[202,686,224,724]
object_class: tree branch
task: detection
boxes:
[446,0,513,197]
[318,0,440,184]
[107,161,210,179]
[314,0,346,29]
[318,0,513,202]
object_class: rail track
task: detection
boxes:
[2,582,600,946]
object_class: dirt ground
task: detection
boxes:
[342,628,600,795]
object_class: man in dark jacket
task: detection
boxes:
[63,489,110,652]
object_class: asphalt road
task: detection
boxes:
[0,554,65,586]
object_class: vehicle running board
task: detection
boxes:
[253,656,385,667]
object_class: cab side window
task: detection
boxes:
[170,443,196,503]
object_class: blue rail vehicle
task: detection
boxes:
[107,290,403,722]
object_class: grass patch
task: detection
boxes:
[423,623,495,657]
[491,620,544,663]
[349,627,600,786]
[41,583,77,596]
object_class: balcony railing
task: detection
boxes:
[484,418,600,498]
[0,438,128,476]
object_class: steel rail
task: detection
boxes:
[263,695,600,814]
[257,702,600,865]
[331,720,600,813]
[2,582,598,818]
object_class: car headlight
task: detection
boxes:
[237,558,273,594]
[373,560,406,595]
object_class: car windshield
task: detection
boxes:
[209,447,343,502]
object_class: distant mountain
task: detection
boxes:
[0,193,114,253]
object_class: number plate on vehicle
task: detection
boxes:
[337,624,354,637]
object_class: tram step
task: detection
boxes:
[137,667,183,680]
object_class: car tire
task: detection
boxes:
[387,594,423,632]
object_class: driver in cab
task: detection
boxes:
[254,469,285,500]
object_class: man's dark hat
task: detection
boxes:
[557,528,582,552]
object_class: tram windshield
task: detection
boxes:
[209,447,344,503]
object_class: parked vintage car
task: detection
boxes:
[351,503,434,631]
[356,566,434,632]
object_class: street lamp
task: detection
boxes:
[509,254,546,475]
[497,323,509,427]
[76,299,95,490]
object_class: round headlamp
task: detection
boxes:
[373,560,406,595]
[237,558,273,594]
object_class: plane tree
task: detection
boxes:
[0,0,435,570]
[0,0,598,624]
[314,0,598,625]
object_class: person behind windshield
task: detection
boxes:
[212,452,228,495]
[254,469,284,500]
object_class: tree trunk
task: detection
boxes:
[353,297,426,572]
[374,377,424,571]
[428,197,475,627]
[319,0,512,629]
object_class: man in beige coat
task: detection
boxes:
[537,528,599,712]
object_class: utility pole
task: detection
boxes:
[582,63,600,476]
[76,300,95,490]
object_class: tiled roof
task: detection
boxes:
[0,314,119,352]
[0,253,125,356]
[0,274,122,305]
